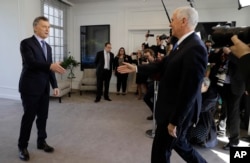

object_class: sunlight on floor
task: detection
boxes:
[212,136,250,163]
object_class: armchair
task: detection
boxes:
[79,69,97,95]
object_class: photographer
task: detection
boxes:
[214,46,245,150]
[144,32,167,57]
[230,35,250,84]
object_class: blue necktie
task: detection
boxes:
[172,43,178,51]
[41,40,47,60]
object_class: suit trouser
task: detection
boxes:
[18,93,49,148]
[143,81,154,112]
[151,112,207,163]
[96,69,112,99]
[217,84,242,144]
[116,73,128,93]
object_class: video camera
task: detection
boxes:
[159,34,170,41]
[211,26,250,47]
[146,30,170,41]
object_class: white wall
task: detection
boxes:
[68,0,250,92]
[0,0,41,100]
[1,0,250,99]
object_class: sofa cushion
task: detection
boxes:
[81,78,96,85]
[58,81,70,90]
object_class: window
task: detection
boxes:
[238,0,250,9]
[41,0,68,62]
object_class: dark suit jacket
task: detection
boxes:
[228,54,245,95]
[19,35,57,95]
[239,53,250,92]
[95,50,114,75]
[138,33,207,126]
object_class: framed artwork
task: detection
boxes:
[80,25,110,70]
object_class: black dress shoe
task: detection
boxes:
[104,97,112,101]
[19,148,29,161]
[223,143,238,150]
[94,99,100,103]
[146,115,153,120]
[37,142,54,153]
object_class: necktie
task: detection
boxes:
[41,40,47,60]
[106,52,110,70]
[172,43,178,51]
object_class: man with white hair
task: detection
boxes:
[118,6,207,163]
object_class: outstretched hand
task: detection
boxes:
[117,62,136,74]
[230,35,250,58]
[50,62,66,74]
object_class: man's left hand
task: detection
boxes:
[167,123,177,138]
[53,88,60,96]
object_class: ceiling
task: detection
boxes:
[68,0,124,3]
[66,0,238,9]
[67,0,162,4]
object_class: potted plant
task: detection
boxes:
[61,55,80,79]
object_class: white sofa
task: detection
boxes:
[79,69,97,95]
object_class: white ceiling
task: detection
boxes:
[67,0,172,4]
[66,0,239,9]
[68,0,124,3]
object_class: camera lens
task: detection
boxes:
[212,27,250,47]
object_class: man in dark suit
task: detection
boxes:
[230,35,250,147]
[231,35,250,85]
[18,16,65,161]
[94,42,114,102]
[118,6,207,163]
[215,47,245,150]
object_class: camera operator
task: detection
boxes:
[214,46,246,150]
[230,35,250,83]
[144,32,167,57]
[230,35,250,147]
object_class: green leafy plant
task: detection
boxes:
[61,56,80,78]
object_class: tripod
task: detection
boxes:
[145,80,158,138]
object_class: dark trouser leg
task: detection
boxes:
[151,112,207,163]
[96,72,104,100]
[143,82,154,112]
[117,73,122,92]
[227,93,242,145]
[121,74,128,93]
[18,94,40,148]
[151,124,173,163]
[174,110,207,163]
[36,93,49,143]
[174,115,207,163]
[104,70,111,98]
